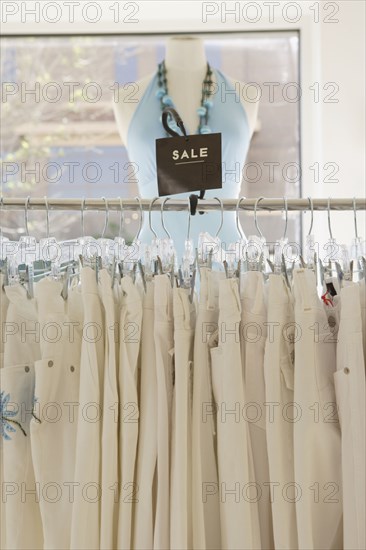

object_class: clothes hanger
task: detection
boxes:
[98,197,116,272]
[131,196,146,290]
[273,196,289,274]
[300,196,316,270]
[222,196,247,280]
[17,196,56,297]
[134,196,143,244]
[176,197,196,302]
[18,195,56,297]
[24,198,79,299]
[245,196,266,273]
[114,197,126,258]
[159,197,177,283]
[265,197,292,286]
[350,196,366,280]
[78,197,99,266]
[122,195,144,271]
[320,197,341,300]
[197,196,223,270]
[39,196,63,279]
[135,197,159,286]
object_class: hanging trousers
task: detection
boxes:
[170,287,196,549]
[335,282,365,549]
[70,267,105,550]
[191,268,223,550]
[99,269,119,550]
[0,274,9,550]
[132,281,157,550]
[264,274,298,549]
[293,268,343,549]
[153,274,174,550]
[1,284,43,550]
[117,276,142,550]
[211,277,261,550]
[30,278,82,549]
[241,271,274,550]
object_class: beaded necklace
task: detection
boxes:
[156,60,214,135]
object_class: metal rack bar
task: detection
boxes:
[1,197,365,212]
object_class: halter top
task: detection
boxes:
[127,68,251,259]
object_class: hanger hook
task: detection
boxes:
[134,196,143,242]
[101,197,109,239]
[282,196,288,240]
[149,197,159,239]
[214,197,224,238]
[186,197,191,241]
[161,198,171,239]
[327,196,333,240]
[353,197,359,239]
[254,197,265,239]
[80,198,86,238]
[307,197,314,236]
[118,197,124,239]
[44,196,50,239]
[25,196,30,237]
[236,196,247,241]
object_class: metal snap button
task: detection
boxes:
[48,360,54,368]
[70,366,75,372]
[344,367,350,374]
[24,366,30,373]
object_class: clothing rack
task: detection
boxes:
[1,197,366,212]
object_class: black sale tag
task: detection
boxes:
[155,133,222,197]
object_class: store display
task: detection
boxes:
[1,197,365,550]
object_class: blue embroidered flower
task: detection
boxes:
[1,392,26,440]
[32,395,41,424]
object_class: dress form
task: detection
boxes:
[113,36,259,259]
[113,36,259,145]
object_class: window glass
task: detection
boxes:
[1,32,300,243]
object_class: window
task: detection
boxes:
[1,32,300,243]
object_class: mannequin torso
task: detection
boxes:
[113,36,259,145]
[113,36,259,258]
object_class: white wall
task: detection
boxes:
[315,0,365,248]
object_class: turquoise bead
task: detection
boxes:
[200,125,211,134]
[204,99,214,109]
[155,87,166,99]
[197,106,207,116]
[162,95,173,106]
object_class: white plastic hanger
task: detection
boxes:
[303,196,315,269]
[245,196,267,272]
[197,197,223,268]
[177,198,196,301]
[160,197,177,278]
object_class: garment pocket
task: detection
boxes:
[188,360,194,408]
[210,345,223,401]
[333,369,349,429]
[209,345,223,436]
[280,354,295,391]
[167,347,175,411]
[314,334,338,422]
